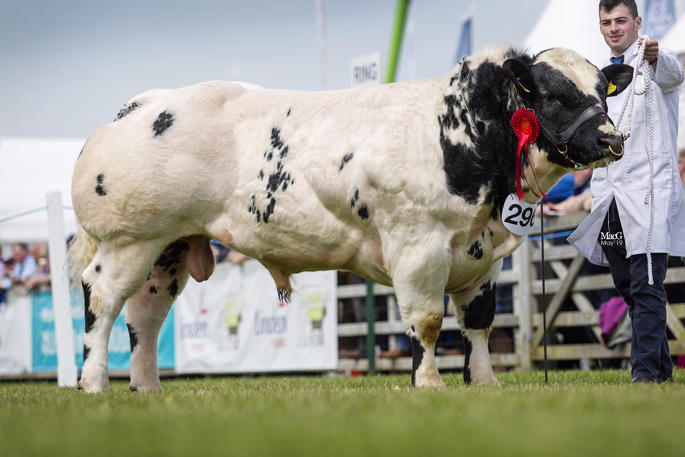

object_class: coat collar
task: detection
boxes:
[607,39,639,65]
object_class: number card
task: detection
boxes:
[501,193,538,236]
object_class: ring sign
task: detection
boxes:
[351,52,381,88]
[502,193,538,236]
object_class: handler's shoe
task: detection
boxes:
[631,375,656,383]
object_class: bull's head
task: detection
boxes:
[503,48,633,169]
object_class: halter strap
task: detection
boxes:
[540,105,606,147]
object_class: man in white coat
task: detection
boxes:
[568,0,685,382]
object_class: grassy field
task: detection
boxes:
[1,370,684,457]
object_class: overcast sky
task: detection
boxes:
[1,0,681,138]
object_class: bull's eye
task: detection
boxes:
[544,93,558,102]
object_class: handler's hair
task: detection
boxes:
[599,0,639,18]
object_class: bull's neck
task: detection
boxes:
[437,61,521,211]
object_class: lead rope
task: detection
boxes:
[613,36,657,285]
[541,207,548,383]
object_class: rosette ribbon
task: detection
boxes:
[510,108,546,200]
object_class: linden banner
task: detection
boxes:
[174,261,338,373]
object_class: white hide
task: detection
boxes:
[71,47,621,391]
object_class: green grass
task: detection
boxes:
[1,370,684,457]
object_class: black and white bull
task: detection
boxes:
[70,46,632,392]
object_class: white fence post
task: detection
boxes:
[46,191,77,387]
[513,240,534,371]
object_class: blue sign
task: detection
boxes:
[31,289,174,372]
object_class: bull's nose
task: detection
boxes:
[597,134,624,158]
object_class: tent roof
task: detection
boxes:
[523,0,609,67]
[0,137,83,244]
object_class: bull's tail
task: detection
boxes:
[68,226,99,284]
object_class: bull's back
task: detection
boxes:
[72,81,259,240]
[72,78,444,284]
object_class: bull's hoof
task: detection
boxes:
[471,374,499,386]
[129,382,162,393]
[78,377,110,393]
[414,370,445,387]
[78,365,110,393]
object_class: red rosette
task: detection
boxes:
[510,109,545,200]
[511,108,540,144]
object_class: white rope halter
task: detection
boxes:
[614,36,657,285]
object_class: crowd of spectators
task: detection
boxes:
[0,242,51,304]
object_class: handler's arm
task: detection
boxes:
[654,48,684,93]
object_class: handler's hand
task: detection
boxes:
[640,39,659,69]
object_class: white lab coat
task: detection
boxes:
[568,40,685,266]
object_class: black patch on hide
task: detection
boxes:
[154,239,189,272]
[271,127,285,150]
[339,153,354,171]
[126,323,139,352]
[528,61,609,166]
[264,197,276,223]
[463,336,472,385]
[82,282,95,362]
[351,188,359,208]
[95,173,107,196]
[490,207,499,221]
[462,281,496,329]
[357,204,369,220]
[467,240,483,259]
[250,126,295,224]
[167,278,179,297]
[95,264,101,273]
[114,101,139,121]
[410,336,425,387]
[152,111,174,136]
[438,50,543,210]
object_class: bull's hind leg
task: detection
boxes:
[453,280,498,385]
[80,239,167,393]
[391,244,450,387]
[126,240,191,392]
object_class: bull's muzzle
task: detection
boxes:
[598,132,624,159]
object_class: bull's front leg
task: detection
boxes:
[390,243,450,387]
[453,281,498,385]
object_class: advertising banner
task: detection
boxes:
[175,260,337,373]
[30,288,174,372]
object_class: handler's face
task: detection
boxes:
[599,5,641,56]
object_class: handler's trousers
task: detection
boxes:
[599,199,672,382]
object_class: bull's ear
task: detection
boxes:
[503,58,537,98]
[602,64,633,97]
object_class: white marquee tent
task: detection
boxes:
[0,137,83,244]
[662,9,685,53]
[523,0,608,67]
